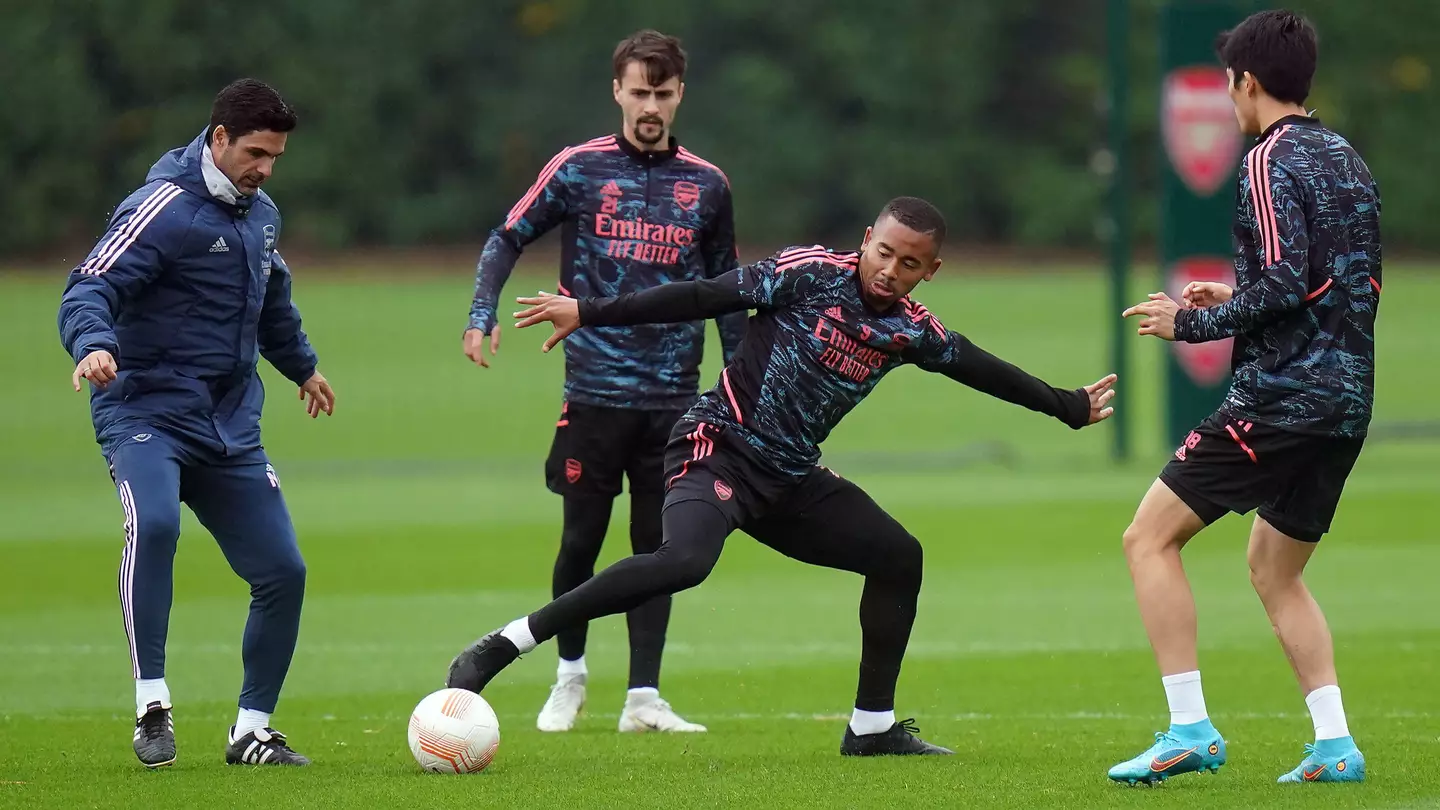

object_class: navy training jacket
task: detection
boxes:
[58,129,318,461]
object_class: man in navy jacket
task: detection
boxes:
[58,79,334,769]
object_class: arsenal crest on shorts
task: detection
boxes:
[673,181,700,211]
[713,479,733,501]
[1169,256,1236,387]
[1162,66,1243,197]
[565,458,583,484]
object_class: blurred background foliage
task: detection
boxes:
[2,0,1435,256]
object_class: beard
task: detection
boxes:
[632,116,665,145]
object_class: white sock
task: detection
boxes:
[557,656,587,678]
[849,708,896,736]
[135,678,171,716]
[234,708,271,740]
[1305,685,1350,740]
[500,617,536,653]
[1161,670,1209,726]
[626,687,659,705]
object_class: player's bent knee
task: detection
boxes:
[665,557,715,592]
[1245,518,1315,598]
[887,533,923,584]
[1121,514,1188,561]
[1248,563,1287,597]
[252,554,307,595]
[654,546,718,592]
[1122,479,1206,563]
[130,503,183,551]
[1120,521,1154,561]
[1246,551,1303,596]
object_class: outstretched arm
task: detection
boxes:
[513,252,816,352]
[579,270,753,326]
[907,325,1116,429]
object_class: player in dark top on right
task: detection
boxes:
[445,196,1118,756]
[1115,10,1378,786]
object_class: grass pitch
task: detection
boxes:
[1,263,1437,808]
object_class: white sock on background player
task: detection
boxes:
[233,708,270,739]
[136,677,170,715]
[557,655,587,678]
[1306,685,1350,740]
[1162,670,1209,727]
[626,686,659,703]
[501,617,537,653]
[849,708,895,736]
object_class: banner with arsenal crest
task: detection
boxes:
[1158,0,1253,445]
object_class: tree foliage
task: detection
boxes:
[1,0,1432,254]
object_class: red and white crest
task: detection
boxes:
[713,479,733,501]
[565,458,583,484]
[1162,66,1244,197]
[673,181,700,210]
[1168,256,1236,387]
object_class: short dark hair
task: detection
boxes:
[879,197,947,250]
[1214,10,1318,105]
[613,29,687,87]
[209,79,298,143]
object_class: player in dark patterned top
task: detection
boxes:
[1167,118,1379,439]
[445,197,1118,756]
[1113,10,1374,786]
[576,243,1101,477]
[462,30,743,734]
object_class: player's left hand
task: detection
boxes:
[1083,373,1118,425]
[514,291,581,353]
[1122,292,1180,341]
[298,371,335,418]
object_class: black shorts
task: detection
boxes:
[659,419,919,591]
[545,401,687,498]
[661,418,845,526]
[1159,410,1365,543]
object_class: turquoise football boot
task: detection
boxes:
[1277,737,1365,783]
[1108,720,1226,785]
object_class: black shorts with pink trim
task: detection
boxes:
[1158,410,1365,542]
[662,418,804,525]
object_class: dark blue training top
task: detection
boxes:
[469,134,747,411]
[1175,115,1382,438]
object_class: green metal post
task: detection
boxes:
[1107,0,1131,462]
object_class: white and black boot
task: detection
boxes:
[133,701,176,768]
[225,726,310,766]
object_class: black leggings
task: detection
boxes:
[551,492,668,689]
[531,477,923,712]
